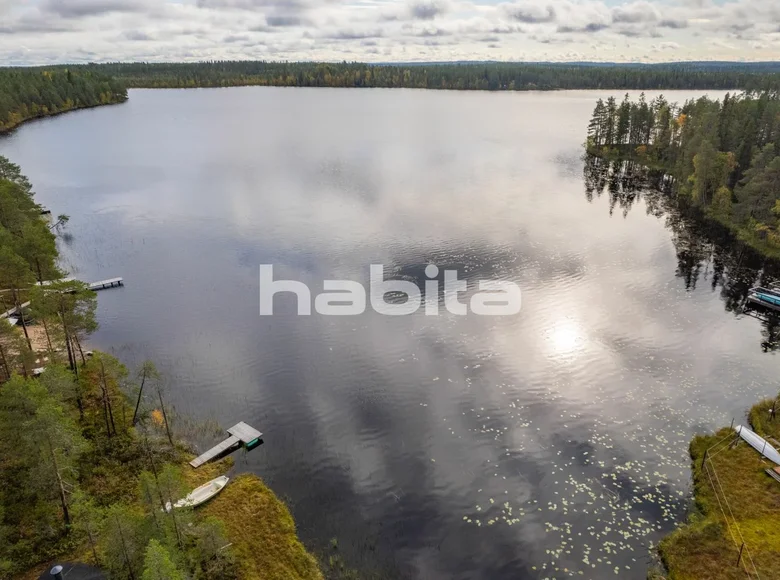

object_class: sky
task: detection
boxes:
[0,0,778,65]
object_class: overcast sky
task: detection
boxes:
[0,0,778,65]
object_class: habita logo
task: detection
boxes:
[259,264,521,316]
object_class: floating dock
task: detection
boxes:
[88,278,123,291]
[189,422,263,468]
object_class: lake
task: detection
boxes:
[2,87,778,579]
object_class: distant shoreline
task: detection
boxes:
[0,98,127,136]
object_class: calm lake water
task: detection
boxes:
[2,87,779,579]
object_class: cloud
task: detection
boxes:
[195,0,320,13]
[612,1,659,24]
[0,0,778,64]
[408,0,449,20]
[223,33,251,42]
[503,2,556,24]
[123,30,154,41]
[558,22,609,33]
[43,0,151,18]
[319,28,384,39]
[266,15,305,26]
[659,18,687,28]
[549,1,613,34]
[0,11,78,34]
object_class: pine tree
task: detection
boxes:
[141,540,185,580]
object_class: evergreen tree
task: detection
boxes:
[141,540,185,580]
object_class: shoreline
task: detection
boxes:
[12,320,327,580]
[0,98,127,136]
[0,143,324,578]
[657,398,780,578]
[19,453,324,580]
[585,148,780,261]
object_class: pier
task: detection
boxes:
[0,301,31,320]
[37,277,124,292]
[87,278,123,291]
[190,422,263,468]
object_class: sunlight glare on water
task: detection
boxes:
[1,87,778,579]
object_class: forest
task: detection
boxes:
[2,62,780,134]
[0,157,321,580]
[74,61,780,91]
[585,91,780,255]
[0,68,127,133]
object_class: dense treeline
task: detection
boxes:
[74,61,780,91]
[0,68,127,133]
[0,357,240,579]
[0,158,239,579]
[0,155,66,371]
[586,91,780,254]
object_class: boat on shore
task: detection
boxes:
[735,425,780,465]
[164,475,229,512]
[746,286,780,311]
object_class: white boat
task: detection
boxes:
[736,425,780,465]
[164,476,229,512]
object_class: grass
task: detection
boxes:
[200,473,323,580]
[657,401,780,579]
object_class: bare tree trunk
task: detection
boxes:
[60,311,75,372]
[100,383,112,438]
[161,477,183,549]
[40,316,54,354]
[132,368,148,426]
[144,485,162,531]
[87,522,100,565]
[144,437,167,512]
[100,360,117,436]
[158,389,174,446]
[35,258,43,285]
[13,289,32,350]
[115,515,136,580]
[0,343,10,381]
[47,435,71,528]
[73,333,86,366]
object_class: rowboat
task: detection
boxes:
[164,476,229,512]
[736,425,780,465]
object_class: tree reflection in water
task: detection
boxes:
[584,154,780,353]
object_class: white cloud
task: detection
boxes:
[0,0,777,63]
[42,0,153,18]
[612,1,660,24]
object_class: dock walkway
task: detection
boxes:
[190,422,263,468]
[0,301,31,320]
[88,278,123,291]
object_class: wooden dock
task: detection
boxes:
[0,301,31,320]
[190,421,263,468]
[37,277,123,292]
[88,278,123,291]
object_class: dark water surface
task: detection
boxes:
[2,87,779,579]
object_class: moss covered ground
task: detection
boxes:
[658,400,780,579]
